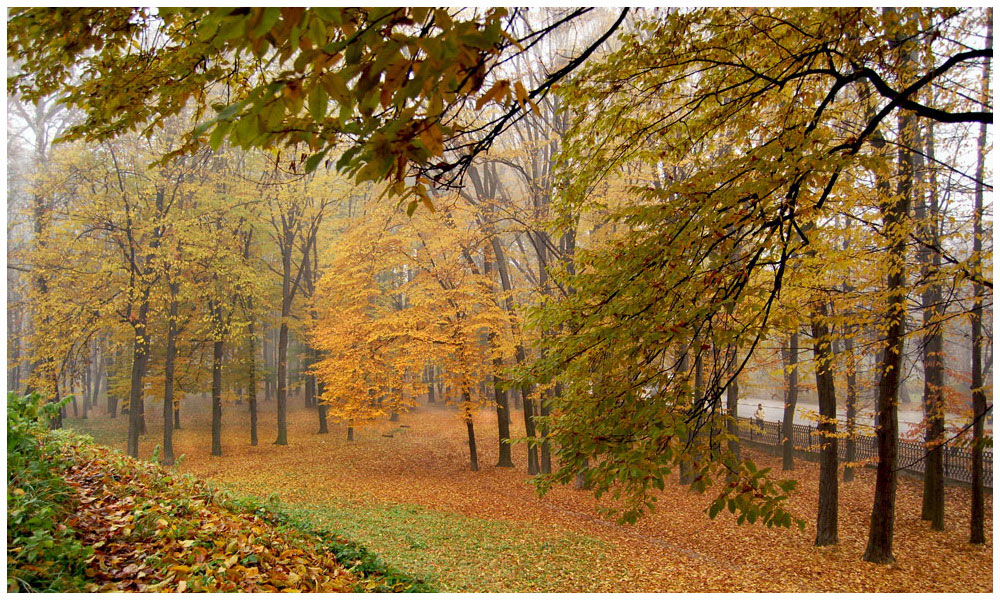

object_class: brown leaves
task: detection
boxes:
[418,122,445,156]
[60,441,356,593]
[475,79,510,110]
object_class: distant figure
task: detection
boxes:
[755,403,765,431]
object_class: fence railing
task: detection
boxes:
[736,416,992,488]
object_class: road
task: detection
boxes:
[737,397,992,436]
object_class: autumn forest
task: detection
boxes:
[5,7,993,593]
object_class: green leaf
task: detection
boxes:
[262,101,284,132]
[308,84,329,122]
[218,16,247,41]
[777,479,796,493]
[216,100,248,121]
[313,7,344,24]
[234,115,259,146]
[208,121,230,151]
[322,73,351,104]
[253,7,281,37]
[305,149,329,173]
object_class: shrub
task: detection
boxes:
[7,393,91,592]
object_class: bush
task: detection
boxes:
[7,393,91,592]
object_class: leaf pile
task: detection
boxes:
[60,438,361,592]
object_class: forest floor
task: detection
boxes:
[65,396,992,592]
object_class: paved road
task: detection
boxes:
[737,397,992,436]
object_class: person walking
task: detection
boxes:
[755,403,766,434]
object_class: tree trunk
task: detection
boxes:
[161,283,178,466]
[675,346,692,482]
[425,363,436,403]
[90,350,104,410]
[864,16,911,561]
[48,374,63,430]
[274,215,298,446]
[275,320,289,445]
[533,228,555,477]
[8,307,21,394]
[523,385,539,475]
[726,361,740,460]
[969,14,990,543]
[842,333,858,483]
[494,374,514,467]
[839,215,859,484]
[574,458,592,490]
[248,320,259,446]
[304,352,316,409]
[490,235,538,474]
[81,363,90,419]
[681,348,705,485]
[782,332,799,470]
[263,328,273,404]
[920,338,945,529]
[539,388,553,475]
[347,425,354,442]
[464,392,479,472]
[209,296,225,457]
[211,334,224,457]
[91,353,100,407]
[915,119,945,530]
[482,249,514,468]
[127,301,150,458]
[107,352,118,418]
[863,227,905,565]
[317,379,329,434]
[970,253,986,544]
[812,302,839,546]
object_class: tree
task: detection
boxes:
[863,8,920,564]
[7,7,629,208]
[9,93,72,426]
[533,7,991,529]
[311,204,420,439]
[261,169,339,445]
[312,193,514,470]
[916,117,946,530]
[781,332,800,471]
[969,10,992,545]
[811,301,839,546]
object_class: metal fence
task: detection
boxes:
[736,416,992,488]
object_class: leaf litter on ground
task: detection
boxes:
[66,399,992,592]
[57,435,423,592]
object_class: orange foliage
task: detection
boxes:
[311,196,515,433]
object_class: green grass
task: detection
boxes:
[261,497,612,592]
[208,487,435,592]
